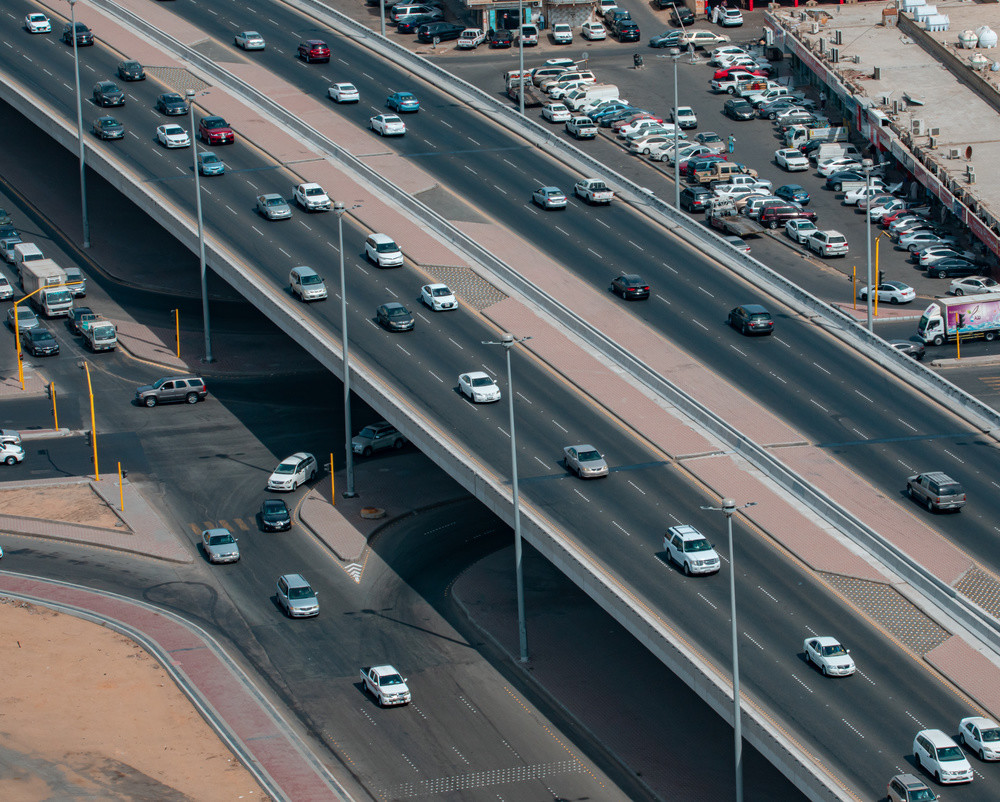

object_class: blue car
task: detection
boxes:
[197,151,226,176]
[387,91,420,113]
[776,184,810,205]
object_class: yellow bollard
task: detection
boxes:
[50,382,58,431]
[118,461,125,512]
[330,453,335,505]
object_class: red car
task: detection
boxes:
[297,39,330,63]
[712,66,766,81]
[198,116,235,145]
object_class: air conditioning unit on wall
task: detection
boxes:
[911,118,924,135]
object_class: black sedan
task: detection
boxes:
[117,60,145,81]
[666,4,696,25]
[724,98,755,120]
[397,13,439,33]
[417,22,464,43]
[610,274,650,300]
[488,28,514,48]
[376,302,415,331]
[20,327,59,357]
[155,92,189,115]
[92,116,125,140]
[927,259,982,279]
[259,499,292,532]
[61,22,94,46]
[92,81,125,107]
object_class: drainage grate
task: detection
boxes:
[429,266,507,311]
[820,573,950,656]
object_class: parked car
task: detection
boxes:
[353,421,407,456]
[0,442,25,466]
[728,304,774,335]
[615,21,641,42]
[581,21,607,40]
[775,149,809,172]
[397,13,441,33]
[803,636,855,676]
[917,245,977,266]
[135,376,207,406]
[774,184,810,205]
[680,186,714,212]
[668,4,696,25]
[724,97,755,120]
[857,280,915,305]
[551,23,573,44]
[487,28,514,47]
[276,573,320,617]
[759,204,817,229]
[259,499,292,532]
[926,259,980,279]
[376,302,415,332]
[563,444,609,478]
[417,22,465,42]
[649,30,683,48]
[950,276,1000,296]
[718,7,744,26]
[907,471,966,512]
[267,452,318,491]
[201,528,240,564]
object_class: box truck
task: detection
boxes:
[918,294,1000,345]
[21,260,73,317]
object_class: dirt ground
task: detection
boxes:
[0,483,124,529]
[0,598,271,801]
[0,483,271,800]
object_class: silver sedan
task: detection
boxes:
[234,31,265,50]
[256,194,292,220]
[563,444,609,479]
[532,186,568,209]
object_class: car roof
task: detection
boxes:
[283,451,313,462]
[742,303,770,314]
[667,524,705,541]
[203,527,230,537]
[382,301,407,311]
[464,370,492,379]
[280,573,311,588]
[425,282,450,291]
[961,715,998,728]
[917,728,958,746]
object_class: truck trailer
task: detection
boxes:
[918,294,1000,345]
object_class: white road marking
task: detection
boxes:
[697,593,717,610]
[944,449,964,463]
[758,586,779,603]
[855,669,876,686]
[573,488,589,501]
[627,480,645,495]
[251,225,264,236]
[692,319,708,331]
[385,288,398,298]
[841,719,865,739]
[905,710,925,728]
[516,392,531,404]
[396,344,411,356]
[628,240,645,251]
[596,219,610,228]
[493,185,508,195]
[497,426,510,438]
[772,336,791,348]
[810,399,828,412]
[429,370,444,383]
[697,286,714,297]
[467,137,480,146]
[587,248,603,258]
[663,263,679,274]
[503,158,519,170]
[299,222,312,231]
[278,248,291,258]
[898,459,915,472]
[854,390,874,403]
[534,456,548,468]
[465,165,477,175]
[225,205,239,216]
[897,418,917,432]
[743,633,765,651]
[440,120,453,128]
[416,312,432,324]
[730,345,748,357]
[551,419,568,433]
[612,521,631,537]
[326,240,339,253]
[812,362,832,375]
[791,674,812,692]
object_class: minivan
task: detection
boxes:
[519,24,538,45]
[364,233,404,268]
[913,729,973,784]
[289,266,328,301]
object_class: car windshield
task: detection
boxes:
[274,463,297,474]
[937,745,964,761]
[432,287,451,297]
[202,154,220,164]
[206,118,228,128]
[48,291,72,303]
[32,330,55,342]
[386,307,408,318]
[578,450,602,462]
[305,187,324,196]
[98,119,118,128]
[821,644,846,657]
[288,586,314,600]
[380,674,404,686]
[301,274,322,285]
[263,501,286,515]
[684,538,712,553]
[471,377,494,387]
[209,533,234,545]
[909,790,935,802]
[265,197,283,206]
[359,426,379,438]
[165,95,183,103]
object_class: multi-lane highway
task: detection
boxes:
[4,0,1000,798]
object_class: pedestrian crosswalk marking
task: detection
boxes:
[980,376,1000,390]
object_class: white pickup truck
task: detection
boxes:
[565,117,597,139]
[574,179,614,204]
[360,665,411,707]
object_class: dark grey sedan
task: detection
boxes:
[259,499,292,532]
[20,327,59,357]
[155,92,188,115]
[376,302,415,331]
[610,274,650,300]
[92,80,125,107]
[117,60,145,81]
[927,259,981,279]
[92,115,125,140]
[889,340,925,360]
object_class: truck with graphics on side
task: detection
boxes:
[918,294,1000,345]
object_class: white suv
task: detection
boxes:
[913,729,973,784]
[364,233,403,268]
[267,452,318,491]
[551,23,572,44]
[663,525,721,575]
[807,230,849,257]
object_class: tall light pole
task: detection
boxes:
[484,332,532,663]
[862,158,874,332]
[67,0,90,248]
[701,497,757,802]
[335,201,357,498]
[670,47,681,210]
[517,0,525,116]
[186,90,213,362]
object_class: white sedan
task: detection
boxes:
[775,148,809,171]
[541,102,571,122]
[0,442,25,466]
[857,280,915,305]
[25,12,52,33]
[156,124,191,148]
[234,30,265,50]
[328,82,360,103]
[421,283,457,311]
[959,716,1000,761]
[581,21,607,40]
[785,219,818,244]
[843,185,888,206]
[803,636,855,677]
[950,276,1000,296]
[458,371,501,403]
[817,157,861,177]
[370,114,406,136]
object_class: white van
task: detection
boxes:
[811,142,862,165]
[288,266,328,301]
[364,233,404,268]
[565,83,619,111]
[519,24,538,45]
[13,242,44,268]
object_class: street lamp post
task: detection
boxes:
[335,202,357,498]
[670,47,681,210]
[862,158,874,332]
[67,0,90,248]
[484,332,532,663]
[701,497,757,802]
[517,0,525,116]
[186,90,214,363]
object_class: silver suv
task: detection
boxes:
[906,471,966,513]
[276,574,319,617]
[135,376,207,407]
[352,421,407,456]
